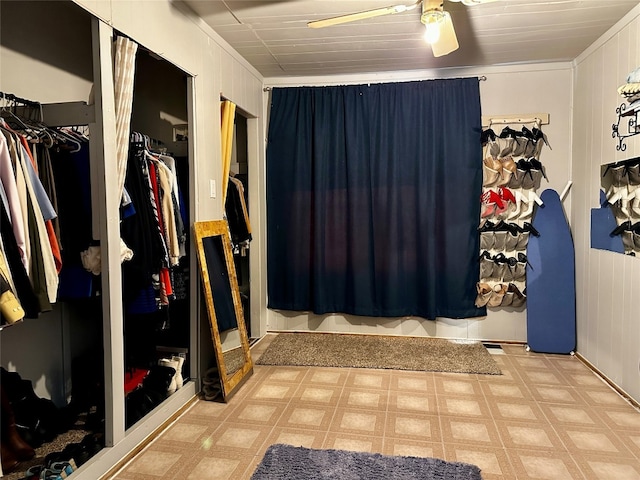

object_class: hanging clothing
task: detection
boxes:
[225,175,252,247]
[0,130,27,271]
[51,141,94,299]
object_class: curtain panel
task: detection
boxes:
[266,78,485,320]
[221,100,236,201]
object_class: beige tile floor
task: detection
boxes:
[110,335,640,480]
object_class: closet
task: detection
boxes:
[0,2,197,478]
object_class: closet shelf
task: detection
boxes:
[42,102,95,127]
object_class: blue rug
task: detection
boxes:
[251,444,483,479]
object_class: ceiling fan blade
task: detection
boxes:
[430,11,458,57]
[307,1,421,28]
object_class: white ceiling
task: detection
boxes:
[181,0,639,78]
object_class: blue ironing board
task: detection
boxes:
[526,189,576,354]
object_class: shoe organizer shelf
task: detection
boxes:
[476,116,551,310]
[600,157,640,256]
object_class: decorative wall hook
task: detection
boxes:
[612,102,640,151]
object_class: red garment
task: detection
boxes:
[148,161,172,303]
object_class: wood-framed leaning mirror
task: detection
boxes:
[194,220,253,401]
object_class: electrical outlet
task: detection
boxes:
[210,179,216,198]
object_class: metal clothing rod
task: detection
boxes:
[0,91,40,108]
[263,75,488,92]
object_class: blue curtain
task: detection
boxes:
[266,78,484,320]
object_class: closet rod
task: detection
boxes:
[482,113,550,128]
[0,91,40,108]
[262,75,488,92]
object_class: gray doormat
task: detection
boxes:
[250,444,483,480]
[256,332,501,375]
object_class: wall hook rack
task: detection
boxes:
[612,102,640,151]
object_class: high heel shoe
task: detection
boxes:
[483,157,502,187]
[158,358,179,394]
[522,222,540,237]
[477,220,496,232]
[478,251,494,279]
[171,355,185,389]
[475,282,492,307]
[488,283,508,307]
[480,190,505,218]
[508,284,527,308]
[491,253,508,281]
[610,220,632,236]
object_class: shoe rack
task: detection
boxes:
[602,156,640,255]
[476,114,550,309]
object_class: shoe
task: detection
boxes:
[481,128,497,144]
[516,231,530,251]
[480,231,494,251]
[522,222,540,237]
[511,135,528,157]
[49,460,75,477]
[172,355,185,389]
[498,187,516,204]
[482,158,501,187]
[611,220,632,236]
[475,282,492,307]
[502,256,517,282]
[501,286,514,307]
[202,384,221,401]
[478,220,496,232]
[480,190,505,218]
[507,190,524,220]
[504,230,519,251]
[609,163,629,187]
[491,253,508,281]
[514,253,528,280]
[1,384,36,462]
[508,284,526,308]
[158,359,179,394]
[0,442,18,474]
[478,251,494,280]
[143,365,176,397]
[627,163,640,186]
[622,230,634,252]
[493,230,507,250]
[488,283,508,307]
[531,127,550,158]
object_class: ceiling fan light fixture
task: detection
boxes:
[422,10,445,44]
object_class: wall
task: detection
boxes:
[264,63,573,342]
[573,5,640,402]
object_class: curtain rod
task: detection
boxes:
[263,75,487,92]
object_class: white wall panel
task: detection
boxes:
[220,50,236,102]
[573,5,640,403]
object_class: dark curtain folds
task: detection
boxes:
[266,78,484,320]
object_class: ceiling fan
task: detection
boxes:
[307,0,500,57]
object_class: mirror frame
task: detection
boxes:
[193,220,253,400]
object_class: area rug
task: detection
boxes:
[256,333,501,375]
[250,444,483,480]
